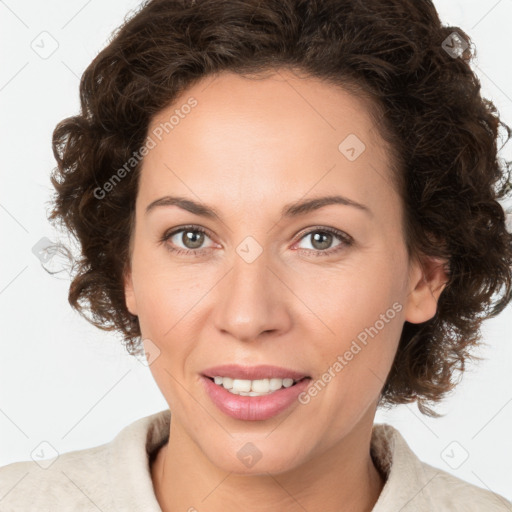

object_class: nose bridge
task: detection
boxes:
[212,236,290,340]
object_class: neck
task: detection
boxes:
[151,411,385,512]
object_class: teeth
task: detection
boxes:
[212,376,298,395]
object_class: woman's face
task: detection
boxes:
[125,69,445,474]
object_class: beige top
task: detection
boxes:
[0,409,510,511]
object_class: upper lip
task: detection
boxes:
[201,364,310,381]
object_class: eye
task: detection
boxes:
[293,227,353,256]
[160,225,353,257]
[160,225,216,256]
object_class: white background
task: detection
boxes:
[1,0,511,503]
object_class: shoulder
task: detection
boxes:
[0,409,171,512]
[371,423,512,511]
[418,460,512,510]
[0,442,112,511]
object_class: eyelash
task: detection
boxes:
[160,224,353,257]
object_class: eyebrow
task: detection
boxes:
[145,194,372,219]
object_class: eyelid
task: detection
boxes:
[161,224,353,256]
[294,225,353,243]
[290,225,353,253]
[161,224,217,248]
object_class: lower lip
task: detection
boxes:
[200,375,311,421]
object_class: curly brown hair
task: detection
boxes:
[49,0,512,417]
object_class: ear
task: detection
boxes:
[124,265,138,316]
[404,253,449,324]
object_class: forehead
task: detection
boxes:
[139,69,397,220]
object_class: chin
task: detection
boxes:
[202,439,308,476]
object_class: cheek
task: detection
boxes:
[303,279,403,434]
[301,255,405,381]
[130,240,197,333]
[130,257,217,396]
[304,257,403,333]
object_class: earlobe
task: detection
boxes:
[124,268,138,316]
[404,255,449,324]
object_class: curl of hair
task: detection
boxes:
[49,0,512,416]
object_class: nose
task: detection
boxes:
[211,245,293,343]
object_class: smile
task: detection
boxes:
[210,376,305,396]
[201,375,312,421]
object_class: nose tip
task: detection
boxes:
[211,252,292,342]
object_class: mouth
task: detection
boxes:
[201,363,309,381]
[203,375,311,396]
[200,373,313,421]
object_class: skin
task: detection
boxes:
[124,68,448,512]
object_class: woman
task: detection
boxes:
[1,0,511,510]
